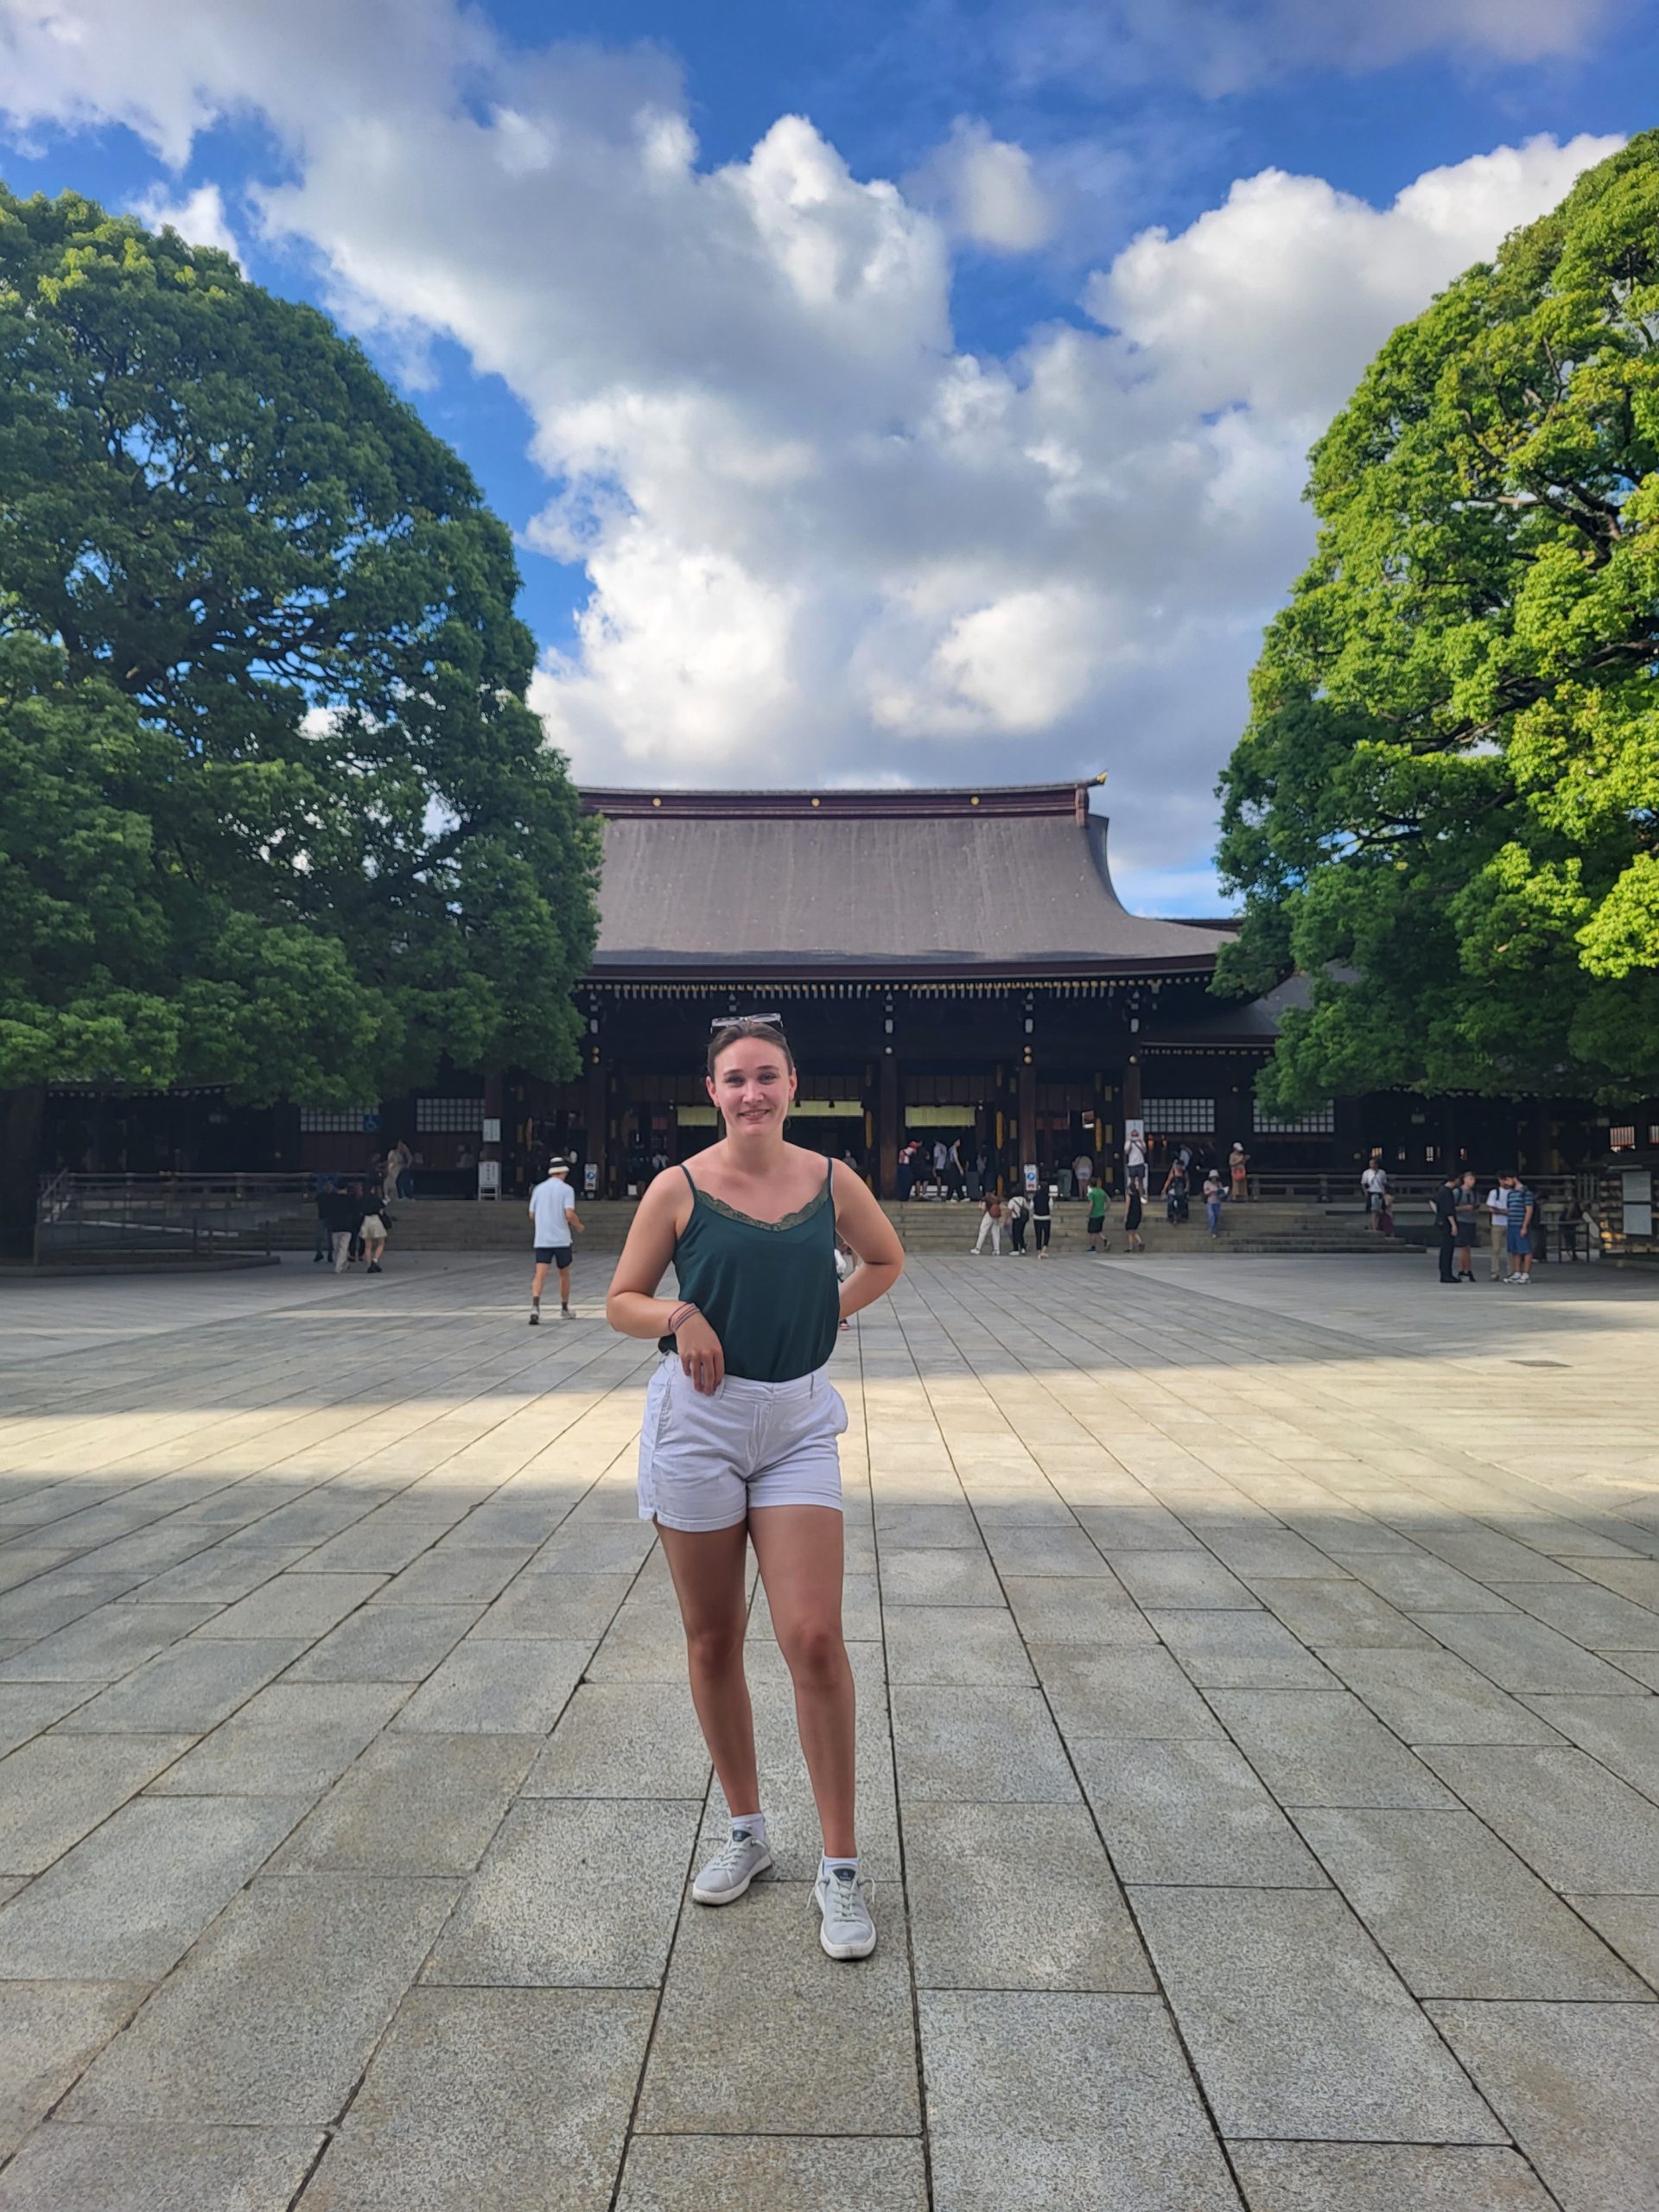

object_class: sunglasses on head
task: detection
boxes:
[709,1013,785,1033]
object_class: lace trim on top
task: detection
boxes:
[692,1178,831,1234]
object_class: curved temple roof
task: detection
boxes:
[580,784,1234,980]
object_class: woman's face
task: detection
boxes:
[708,1037,797,1141]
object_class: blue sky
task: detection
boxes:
[0,0,1650,908]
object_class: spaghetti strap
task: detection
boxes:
[679,1163,697,1196]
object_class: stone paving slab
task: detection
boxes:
[0,1794,309,1980]
[1292,1807,1649,1999]
[63,1873,459,2125]
[1131,1885,1504,2142]
[1313,1647,1563,1745]
[4,1254,1659,2204]
[638,1883,919,2134]
[1075,1736,1327,1885]
[0,1733,195,1874]
[905,1802,1154,1992]
[615,2135,930,2212]
[1206,1688,1456,1808]
[423,1798,697,1987]
[270,1731,539,1876]
[0,2122,326,2211]
[304,1986,653,2211]
[1418,1745,1659,1891]
[282,1601,483,1682]
[918,1990,1241,2212]
[0,1982,146,2157]
[1227,2142,1557,2211]
[1427,2000,1659,2212]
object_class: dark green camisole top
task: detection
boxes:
[671,1160,840,1382]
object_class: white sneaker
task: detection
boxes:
[813,1861,876,1960]
[692,1827,773,1904]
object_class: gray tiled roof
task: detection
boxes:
[582,787,1233,977]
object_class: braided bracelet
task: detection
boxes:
[665,1301,699,1335]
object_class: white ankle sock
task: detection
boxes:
[823,1854,858,1878]
[731,1813,766,1842]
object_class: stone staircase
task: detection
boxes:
[333,1196,1424,1258]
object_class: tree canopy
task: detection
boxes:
[1216,132,1659,1110]
[0,182,596,1123]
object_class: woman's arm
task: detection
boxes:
[605,1174,693,1339]
[832,1161,905,1319]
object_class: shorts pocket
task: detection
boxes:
[827,1384,849,1438]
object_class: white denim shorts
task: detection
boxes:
[637,1357,848,1532]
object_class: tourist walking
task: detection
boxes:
[1433,1170,1460,1284]
[1031,1175,1052,1257]
[1229,1141,1249,1202]
[931,1139,947,1196]
[1501,1172,1535,1285]
[946,1138,966,1201]
[972,1190,1003,1255]
[1072,1148,1094,1203]
[359,1195,390,1274]
[896,1142,914,1203]
[606,1014,904,1961]
[392,1136,414,1200]
[1453,1171,1478,1281]
[321,1180,362,1274]
[528,1160,582,1323]
[1203,1167,1224,1237]
[1006,1189,1029,1254]
[1362,1153,1389,1231]
[1123,1181,1145,1253]
[1086,1177,1109,1253]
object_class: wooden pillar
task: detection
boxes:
[1017,1062,1036,1174]
[1122,1056,1143,1120]
[879,1052,899,1199]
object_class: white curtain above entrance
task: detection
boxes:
[904,1105,978,1128]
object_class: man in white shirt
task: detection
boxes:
[528,1160,582,1324]
[1484,1181,1510,1281]
[1361,1154,1389,1231]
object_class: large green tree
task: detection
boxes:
[1216,132,1659,1111]
[0,184,596,1243]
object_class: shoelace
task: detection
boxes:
[706,1833,760,1884]
[821,1869,873,1923]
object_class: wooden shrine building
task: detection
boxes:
[562,779,1261,1198]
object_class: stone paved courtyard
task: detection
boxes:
[2,1249,1659,2209]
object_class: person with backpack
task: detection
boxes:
[971,1189,1003,1255]
[1500,1172,1536,1285]
[1006,1188,1030,1254]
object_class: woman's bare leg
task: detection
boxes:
[748,1505,855,1858]
[657,1520,759,1817]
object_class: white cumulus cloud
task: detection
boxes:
[129,179,241,261]
[0,0,1624,904]
[912,118,1055,252]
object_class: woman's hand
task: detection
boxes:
[677,1311,726,1395]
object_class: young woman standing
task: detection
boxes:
[606,1016,904,1960]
